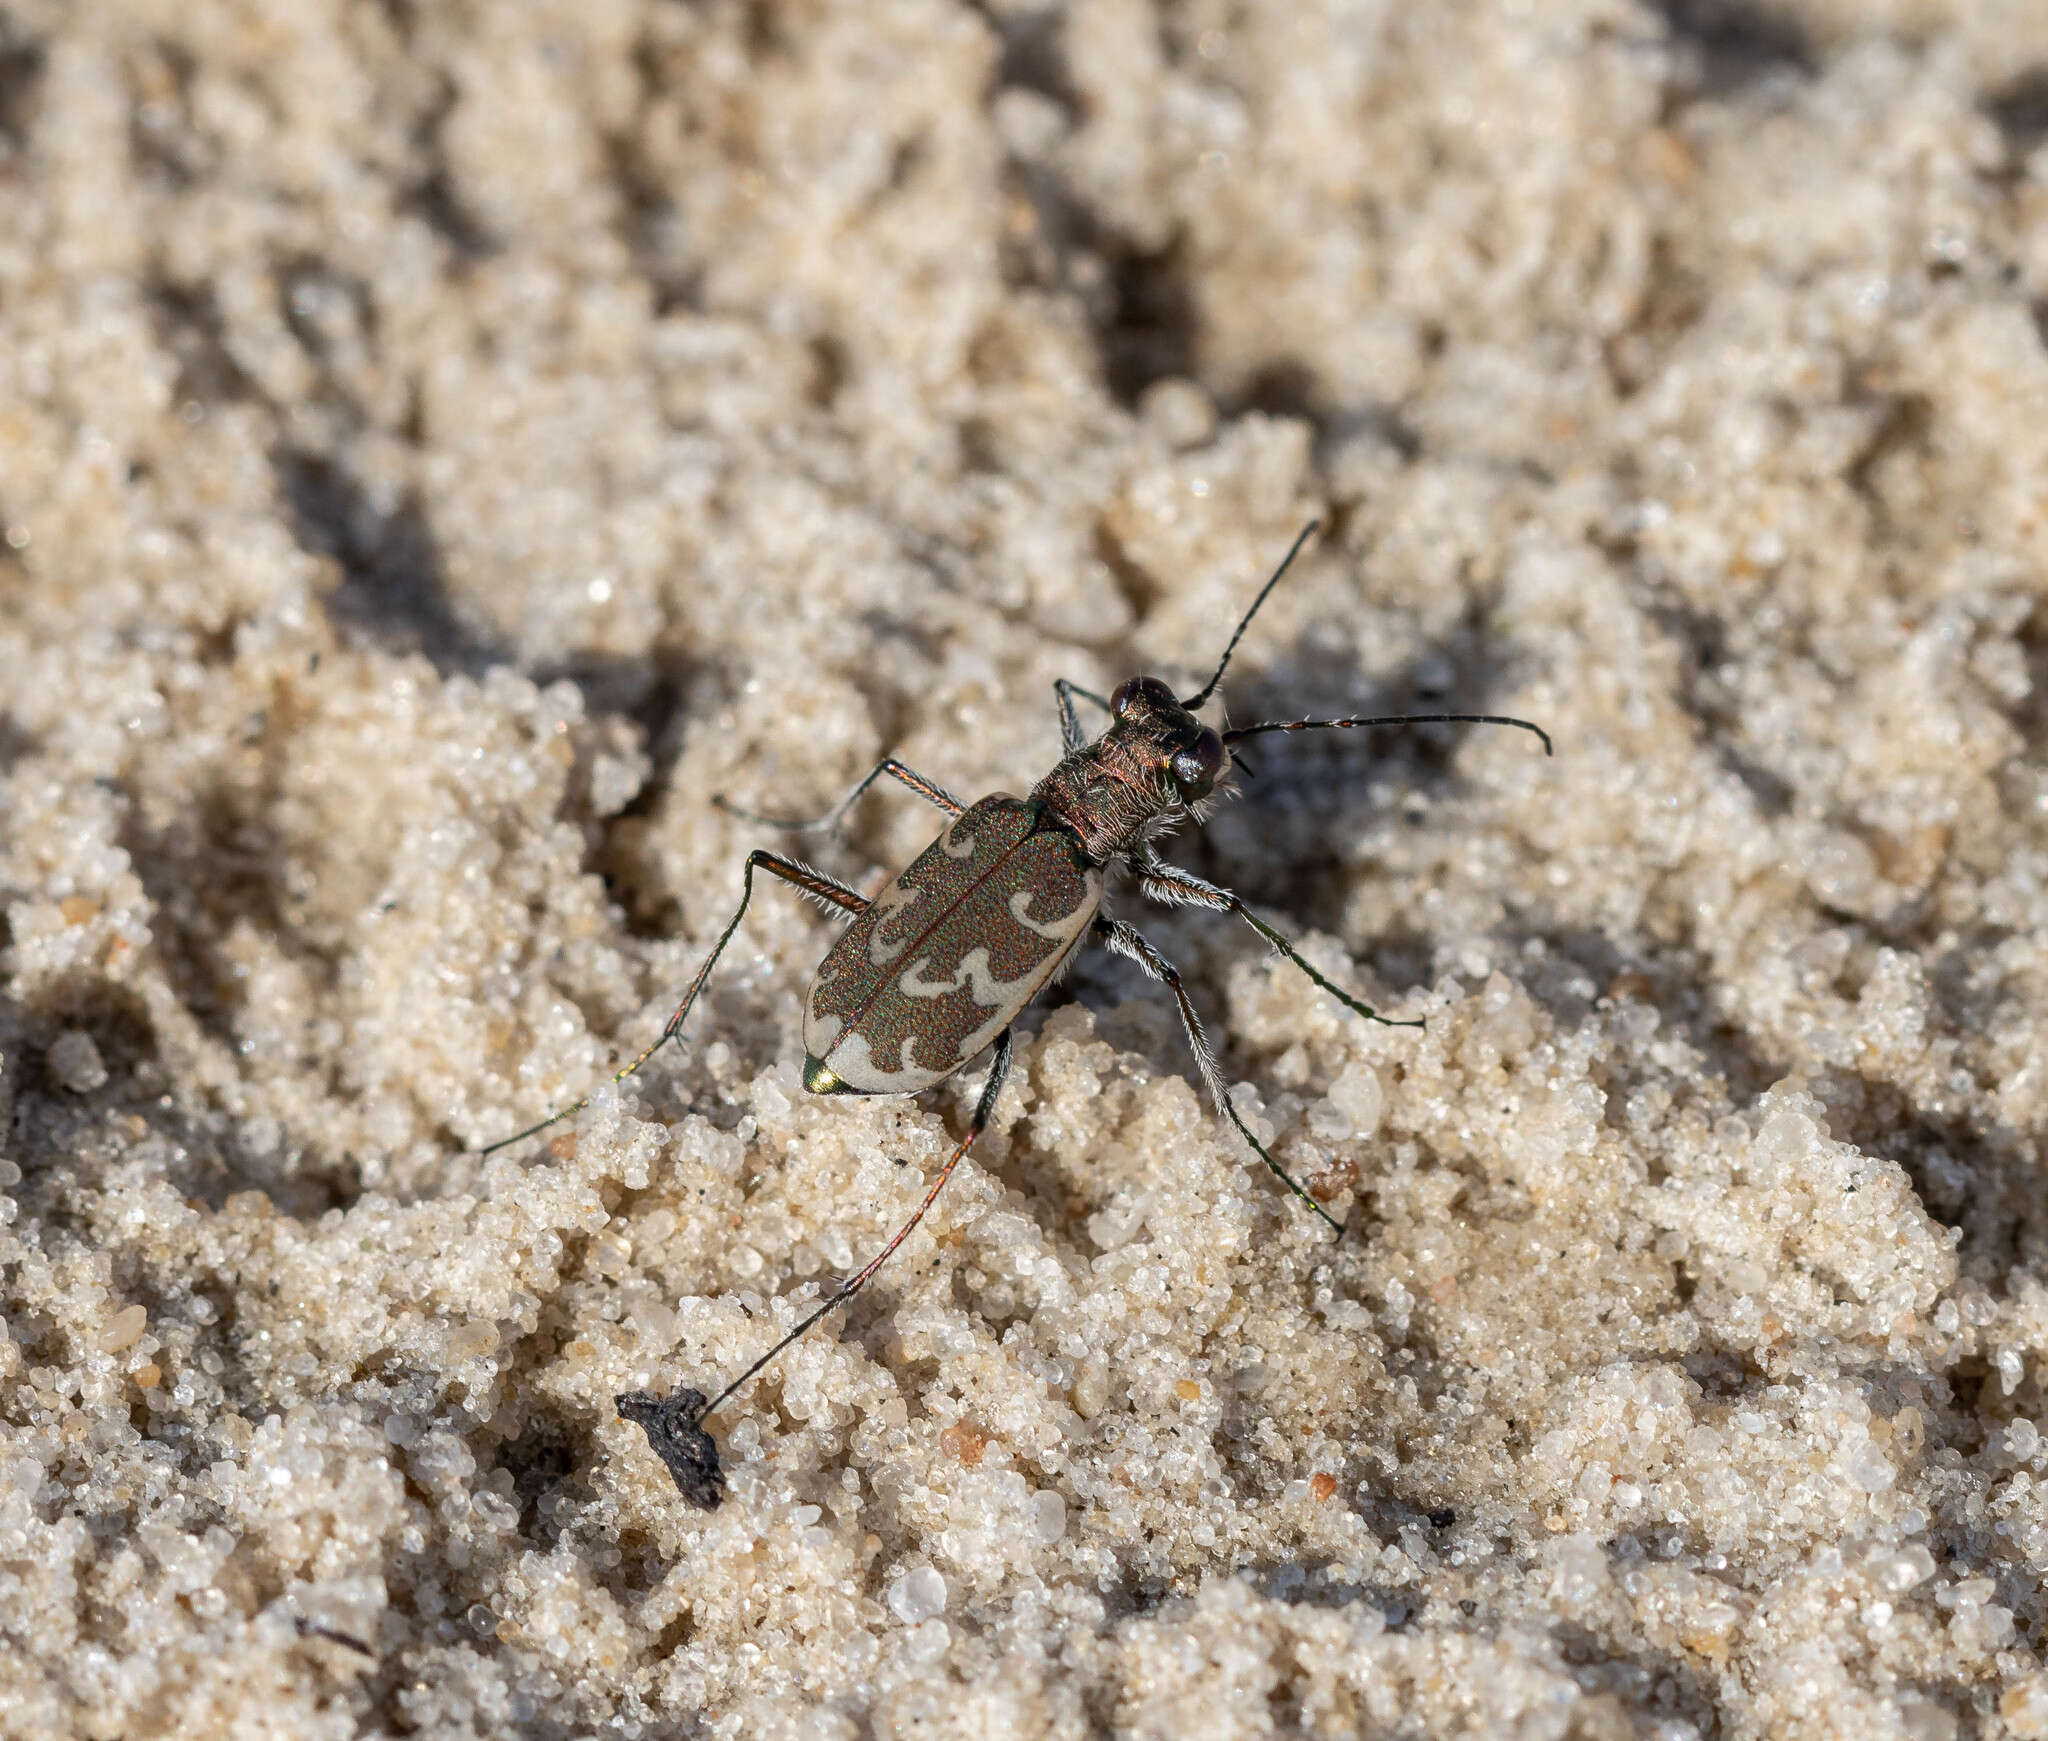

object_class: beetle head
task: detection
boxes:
[1109,675,1228,802]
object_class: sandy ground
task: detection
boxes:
[5,0,2048,1735]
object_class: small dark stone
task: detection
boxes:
[616,1388,725,1510]
[1428,1507,1457,1528]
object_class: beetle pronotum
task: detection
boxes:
[488,523,1549,1507]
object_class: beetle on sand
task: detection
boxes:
[487,523,1550,1508]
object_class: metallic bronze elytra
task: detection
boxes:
[479,521,1552,1510]
[805,797,1102,1094]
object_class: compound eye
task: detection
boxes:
[1170,727,1226,797]
[1111,675,1176,717]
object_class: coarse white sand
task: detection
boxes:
[5,1,2048,1735]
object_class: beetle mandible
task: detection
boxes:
[486,522,1551,1508]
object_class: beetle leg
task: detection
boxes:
[1132,854,1423,1032]
[479,850,869,1156]
[1054,678,1114,751]
[1093,916,1342,1240]
[714,756,965,833]
[688,1027,1016,1425]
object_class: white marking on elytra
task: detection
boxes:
[865,878,926,967]
[897,945,1040,1009]
[1008,884,1089,940]
[821,1028,928,1093]
[939,822,978,859]
[954,922,1094,1064]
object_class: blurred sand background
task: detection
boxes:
[7,0,2048,1735]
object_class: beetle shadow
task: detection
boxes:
[526,645,724,942]
[0,973,357,1221]
[1127,619,1549,1002]
[109,770,375,1212]
[1649,0,1812,105]
[282,450,503,679]
[0,708,33,775]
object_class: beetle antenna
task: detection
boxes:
[1178,520,1320,711]
[1224,712,1553,756]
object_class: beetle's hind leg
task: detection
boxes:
[1093,916,1342,1239]
[674,1026,1017,1450]
[715,756,965,834]
[479,851,869,1157]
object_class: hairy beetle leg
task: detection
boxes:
[714,756,964,834]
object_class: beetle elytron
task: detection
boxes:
[486,523,1549,1508]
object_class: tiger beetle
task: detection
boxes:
[485,522,1549,1509]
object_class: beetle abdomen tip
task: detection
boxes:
[802,1054,850,1094]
